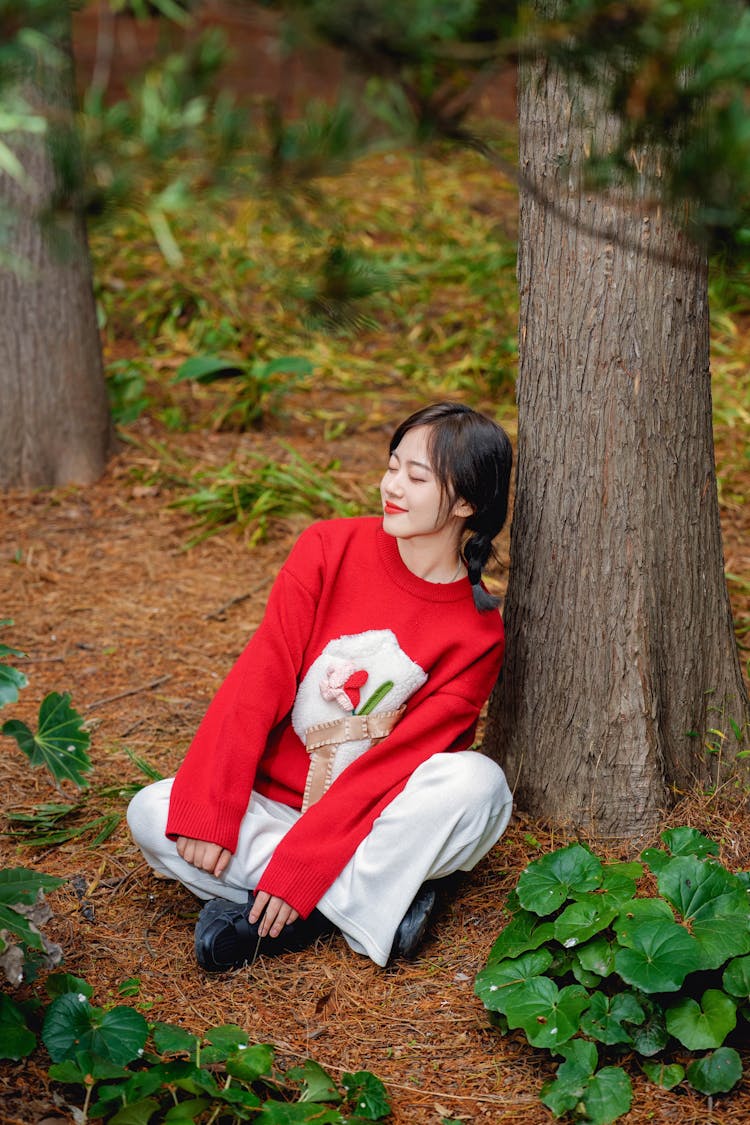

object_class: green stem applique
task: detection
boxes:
[355,680,394,716]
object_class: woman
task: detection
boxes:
[128,402,514,970]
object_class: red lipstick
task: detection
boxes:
[384,502,407,514]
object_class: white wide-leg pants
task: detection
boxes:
[127,750,512,966]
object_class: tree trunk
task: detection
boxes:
[0,11,112,489]
[484,53,750,839]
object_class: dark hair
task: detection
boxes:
[389,402,513,612]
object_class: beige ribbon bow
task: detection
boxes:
[301,706,406,812]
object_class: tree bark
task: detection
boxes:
[484,53,750,838]
[0,11,112,489]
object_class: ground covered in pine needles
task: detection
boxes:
[2,3,750,1122]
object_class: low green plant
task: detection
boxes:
[476,827,750,1123]
[174,353,314,430]
[174,444,363,543]
[0,968,391,1123]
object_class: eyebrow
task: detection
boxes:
[390,451,433,474]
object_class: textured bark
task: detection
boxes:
[0,14,112,489]
[484,55,749,839]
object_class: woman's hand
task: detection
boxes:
[176,836,232,878]
[249,891,299,938]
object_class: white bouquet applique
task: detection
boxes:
[291,629,428,811]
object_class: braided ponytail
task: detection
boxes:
[462,531,500,611]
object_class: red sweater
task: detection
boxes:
[166,517,505,916]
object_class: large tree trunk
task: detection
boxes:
[0,10,112,489]
[484,53,750,838]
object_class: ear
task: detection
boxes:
[451,497,474,519]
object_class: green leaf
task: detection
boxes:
[640,847,671,875]
[225,1042,275,1083]
[517,844,603,916]
[151,1020,199,1056]
[541,1039,597,1116]
[0,904,43,950]
[108,1098,162,1125]
[174,354,245,383]
[581,1066,633,1125]
[342,1070,390,1120]
[657,856,750,968]
[0,866,65,905]
[580,990,644,1045]
[260,356,314,378]
[201,1023,251,1063]
[1,691,92,788]
[163,1098,211,1122]
[553,896,618,949]
[723,954,750,998]
[576,935,616,979]
[257,1102,343,1123]
[0,994,36,1059]
[660,826,720,858]
[665,989,737,1050]
[502,978,591,1049]
[686,1047,743,1094]
[486,909,555,964]
[613,898,674,947]
[629,999,669,1057]
[0,620,28,707]
[613,920,702,992]
[475,949,554,1012]
[43,995,148,1065]
[288,1059,342,1103]
[49,1051,131,1084]
[46,973,94,1000]
[641,1059,685,1089]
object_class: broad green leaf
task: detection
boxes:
[657,856,750,968]
[261,356,315,378]
[660,826,720,858]
[46,972,93,1000]
[225,1043,275,1083]
[0,904,43,950]
[105,1096,160,1125]
[342,1070,391,1119]
[641,1059,685,1089]
[43,994,148,1065]
[174,355,245,383]
[723,954,750,998]
[629,1000,669,1057]
[0,866,65,905]
[576,936,616,978]
[2,691,92,788]
[553,896,618,949]
[613,898,674,947]
[613,920,702,992]
[640,847,671,874]
[216,1085,263,1111]
[486,909,555,964]
[49,1051,131,1084]
[257,1102,343,1123]
[151,1020,199,1057]
[581,1066,633,1125]
[502,978,590,1048]
[163,1098,211,1122]
[517,844,603,916]
[541,1039,597,1116]
[580,990,644,1045]
[0,620,28,706]
[475,949,554,1011]
[588,866,640,910]
[665,990,737,1050]
[288,1059,341,1103]
[201,1023,251,1064]
[603,861,644,881]
[686,1047,743,1094]
[0,994,36,1059]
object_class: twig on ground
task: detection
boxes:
[86,674,172,710]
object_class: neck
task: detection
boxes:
[396,534,465,584]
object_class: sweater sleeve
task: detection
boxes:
[256,647,502,916]
[165,535,323,851]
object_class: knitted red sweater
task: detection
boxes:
[165,517,505,915]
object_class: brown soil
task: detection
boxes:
[1,5,749,1124]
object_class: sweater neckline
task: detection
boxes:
[375,521,472,602]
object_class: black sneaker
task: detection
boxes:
[194,894,334,972]
[389,884,438,960]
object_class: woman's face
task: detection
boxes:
[380,425,469,540]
